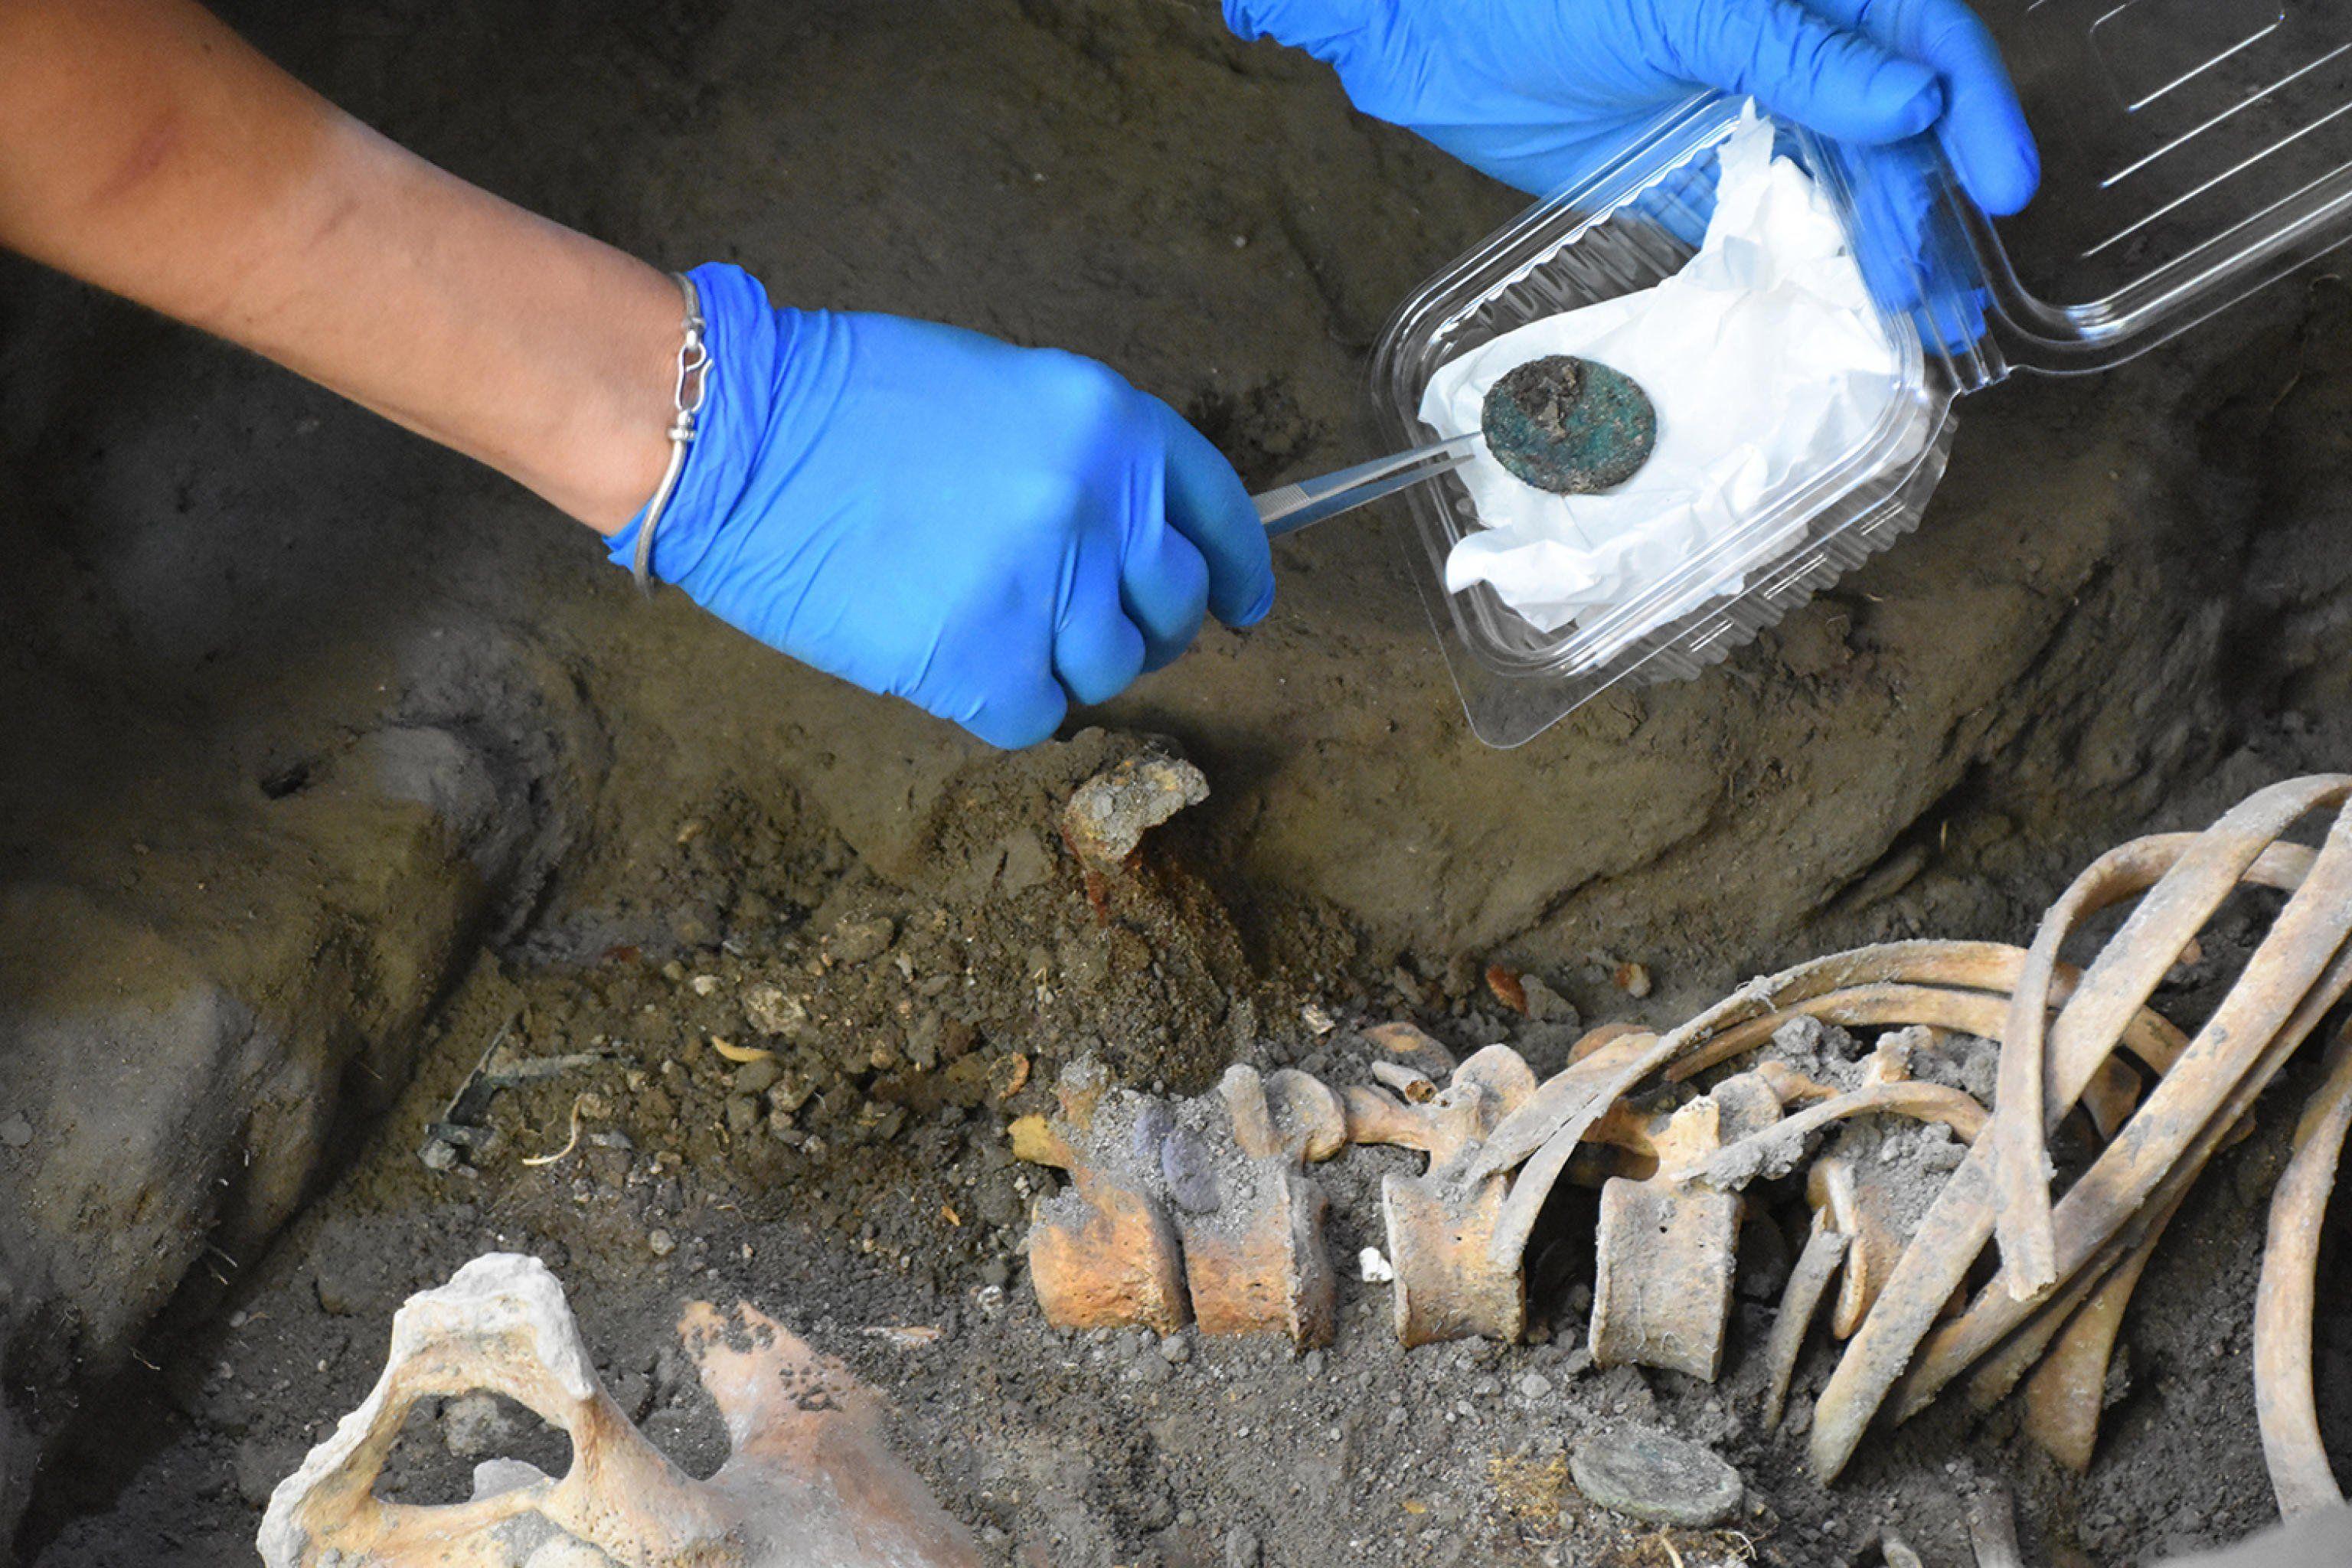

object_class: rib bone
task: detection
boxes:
[2254,1026,2352,1518]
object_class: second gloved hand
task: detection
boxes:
[612,263,1276,749]
[1224,0,2039,217]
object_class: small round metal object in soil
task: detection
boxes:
[1568,1422,1744,1528]
[1480,353,1657,495]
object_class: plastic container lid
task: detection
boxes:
[1370,2,2352,748]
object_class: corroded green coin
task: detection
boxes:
[1479,354,1657,495]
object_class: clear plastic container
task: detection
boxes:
[1370,0,2352,748]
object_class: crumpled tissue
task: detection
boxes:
[1421,106,1921,652]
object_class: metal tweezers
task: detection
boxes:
[1253,433,1483,537]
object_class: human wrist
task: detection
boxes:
[541,255,694,534]
[605,262,788,589]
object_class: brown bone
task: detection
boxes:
[1589,1089,1765,1380]
[1808,782,2344,1482]
[1472,938,2194,1280]
[1890,809,2352,1433]
[1024,1065,1190,1333]
[1762,1208,1851,1429]
[2254,1026,2352,1518]
[1347,1044,1538,1346]
[1174,1065,1336,1346]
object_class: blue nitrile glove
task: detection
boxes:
[1223,0,2040,217]
[609,264,1276,749]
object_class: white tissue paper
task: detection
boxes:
[1421,106,1922,655]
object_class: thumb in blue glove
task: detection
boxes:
[1226,0,2038,216]
[612,264,1276,749]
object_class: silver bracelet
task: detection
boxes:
[631,271,712,594]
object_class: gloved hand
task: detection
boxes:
[610,263,1275,749]
[1223,0,2040,217]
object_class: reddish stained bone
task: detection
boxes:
[1178,1066,1337,1346]
[1023,1067,1190,1334]
[2255,1027,2352,1518]
[1030,1177,1191,1333]
[1811,779,2348,1484]
[1178,1171,1334,1344]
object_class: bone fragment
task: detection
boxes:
[257,1253,978,1568]
[1672,1082,1988,1193]
[1591,1097,1743,1379]
[1809,780,2347,1482]
[2255,1027,2352,1518]
[1348,1044,1538,1345]
[1763,1210,1851,1430]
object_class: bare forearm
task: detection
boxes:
[0,0,676,531]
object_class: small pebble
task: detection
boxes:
[1518,1374,1553,1401]
[830,917,895,965]
[1569,1423,1744,1528]
[0,1113,31,1149]
[1159,1334,1191,1365]
[648,1229,677,1257]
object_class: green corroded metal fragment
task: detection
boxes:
[1479,354,1657,495]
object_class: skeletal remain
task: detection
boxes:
[1762,1209,1848,1429]
[1590,1089,1759,1379]
[1020,1059,1338,1345]
[1469,939,2189,1280]
[1174,1065,1336,1345]
[2012,1179,2190,1471]
[257,1253,978,1568]
[1988,831,2323,1297]
[1024,1063,1189,1332]
[1893,835,2352,1423]
[2254,1026,2352,1518]
[1964,1486,2027,1568]
[1346,1044,1539,1346]
[1669,1080,1988,1191]
[998,781,2352,1504]
[1811,780,2348,1482]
